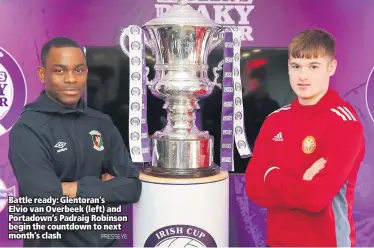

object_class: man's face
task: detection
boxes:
[38,47,88,108]
[288,56,337,104]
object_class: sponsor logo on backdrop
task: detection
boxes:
[0,179,16,213]
[144,224,217,247]
[365,66,374,123]
[154,0,255,41]
[0,47,27,137]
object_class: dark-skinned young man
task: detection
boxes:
[8,37,142,247]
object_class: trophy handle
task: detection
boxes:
[119,28,130,57]
[209,31,225,54]
[144,40,160,90]
[212,59,224,89]
[121,28,157,89]
[121,27,157,57]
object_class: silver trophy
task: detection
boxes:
[120,0,250,178]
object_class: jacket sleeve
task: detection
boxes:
[265,120,365,213]
[76,125,142,205]
[8,123,80,228]
[245,117,292,209]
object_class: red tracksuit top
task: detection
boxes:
[245,89,365,247]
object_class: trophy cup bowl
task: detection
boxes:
[120,0,225,178]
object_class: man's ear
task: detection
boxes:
[37,66,46,84]
[329,59,337,76]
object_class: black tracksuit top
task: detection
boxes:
[8,90,141,247]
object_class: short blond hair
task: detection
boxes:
[288,29,335,59]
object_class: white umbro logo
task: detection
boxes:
[54,141,67,153]
[272,132,283,141]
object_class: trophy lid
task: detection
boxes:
[143,0,220,27]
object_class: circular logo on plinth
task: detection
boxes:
[144,224,217,247]
[0,47,27,137]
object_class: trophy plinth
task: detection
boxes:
[120,0,251,178]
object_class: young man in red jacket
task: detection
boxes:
[245,29,365,247]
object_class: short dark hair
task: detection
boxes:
[40,37,85,66]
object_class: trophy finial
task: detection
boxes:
[178,0,188,5]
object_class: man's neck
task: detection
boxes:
[45,91,77,109]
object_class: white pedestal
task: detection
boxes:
[133,171,229,247]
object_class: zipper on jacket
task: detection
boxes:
[71,114,84,176]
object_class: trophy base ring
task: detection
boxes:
[142,164,220,178]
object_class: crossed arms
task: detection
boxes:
[8,123,142,205]
[245,119,365,213]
